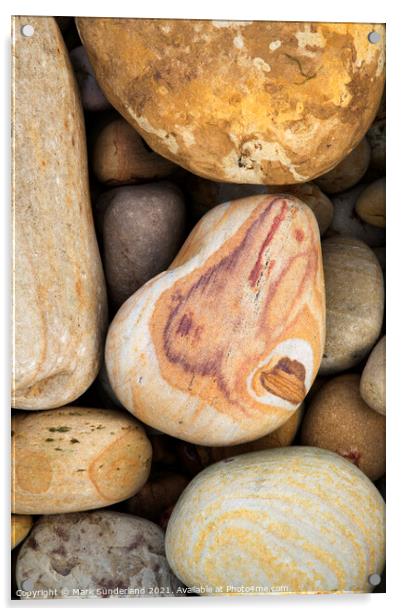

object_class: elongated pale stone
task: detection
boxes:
[165,447,385,594]
[76,19,384,185]
[12,17,107,409]
[106,194,325,446]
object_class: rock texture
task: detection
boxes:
[315,138,371,194]
[93,118,177,184]
[76,19,385,184]
[16,511,180,599]
[320,237,384,374]
[102,183,186,307]
[106,194,325,446]
[165,447,385,594]
[360,336,386,415]
[12,17,107,410]
[12,407,152,514]
[301,374,386,480]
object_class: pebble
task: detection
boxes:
[301,374,386,480]
[315,138,371,194]
[360,336,386,415]
[320,236,384,374]
[356,178,386,228]
[102,182,186,307]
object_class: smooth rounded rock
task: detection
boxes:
[320,237,384,374]
[12,17,107,410]
[16,511,180,599]
[301,374,385,480]
[12,407,152,514]
[356,178,386,228]
[165,447,385,594]
[102,183,186,307]
[329,185,385,246]
[93,118,177,184]
[315,138,371,194]
[106,194,325,446]
[11,515,33,550]
[360,336,386,415]
[185,177,333,235]
[77,19,385,184]
[70,45,111,111]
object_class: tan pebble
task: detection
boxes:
[93,117,177,184]
[300,374,385,480]
[360,336,386,415]
[356,178,386,227]
[11,407,152,514]
[320,236,384,374]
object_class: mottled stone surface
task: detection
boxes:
[93,118,177,184]
[329,185,385,246]
[356,178,386,228]
[301,374,385,480]
[320,237,384,374]
[11,515,33,550]
[12,17,107,409]
[102,183,186,307]
[315,138,371,194]
[185,177,333,234]
[12,407,152,514]
[16,511,180,599]
[360,336,386,415]
[165,447,385,594]
[77,19,385,184]
[106,194,325,446]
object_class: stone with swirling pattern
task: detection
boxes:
[106,194,325,446]
[165,447,385,594]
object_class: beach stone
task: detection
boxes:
[301,374,385,480]
[93,118,177,184]
[105,193,325,446]
[315,138,371,194]
[320,237,384,374]
[16,511,180,599]
[77,19,385,184]
[69,46,111,111]
[329,185,385,246]
[12,16,107,410]
[102,183,186,307]
[356,178,386,228]
[360,336,386,415]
